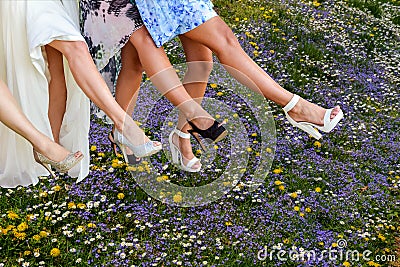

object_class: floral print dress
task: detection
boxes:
[135,0,217,47]
[80,0,144,70]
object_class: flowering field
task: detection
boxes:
[1,0,399,266]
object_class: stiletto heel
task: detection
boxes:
[108,132,118,155]
[187,120,227,149]
[283,94,344,140]
[33,150,83,177]
[108,131,142,164]
[113,129,162,158]
[168,128,201,172]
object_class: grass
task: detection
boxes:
[1,0,399,266]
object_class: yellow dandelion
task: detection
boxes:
[343,261,351,267]
[294,206,300,211]
[50,248,60,257]
[235,17,239,21]
[216,91,224,96]
[32,235,41,241]
[52,185,62,192]
[87,223,96,228]
[299,212,305,217]
[283,238,290,244]
[77,203,86,209]
[314,141,322,148]
[305,207,311,213]
[68,202,76,209]
[332,242,338,248]
[90,145,97,152]
[313,1,321,7]
[117,193,125,200]
[225,221,233,226]
[278,185,285,191]
[378,233,386,241]
[315,187,322,193]
[273,168,283,174]
[210,83,217,88]
[17,222,28,232]
[126,166,137,171]
[7,211,19,220]
[274,180,283,185]
[290,192,298,198]
[24,251,31,256]
[39,231,49,238]
[14,232,27,240]
[246,147,253,152]
[173,192,182,203]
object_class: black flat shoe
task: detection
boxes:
[187,120,227,150]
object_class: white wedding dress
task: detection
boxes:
[0,0,90,188]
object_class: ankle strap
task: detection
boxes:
[174,128,191,139]
[283,94,300,113]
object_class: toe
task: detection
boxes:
[153,141,162,147]
[74,151,83,158]
[330,106,341,119]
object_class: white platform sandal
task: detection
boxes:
[169,128,201,172]
[283,94,344,140]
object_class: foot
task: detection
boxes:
[115,120,161,148]
[110,130,141,162]
[172,131,201,170]
[34,139,82,163]
[287,97,342,126]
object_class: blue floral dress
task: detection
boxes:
[134,0,217,47]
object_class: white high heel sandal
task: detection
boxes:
[169,128,201,172]
[283,94,344,140]
[113,129,162,158]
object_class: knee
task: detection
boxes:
[133,28,156,48]
[130,60,143,74]
[214,28,240,55]
[61,41,89,61]
[121,59,143,76]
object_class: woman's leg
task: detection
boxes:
[182,17,341,125]
[0,80,79,162]
[172,35,213,167]
[115,42,143,116]
[113,42,143,158]
[45,45,67,144]
[47,40,157,147]
[128,27,218,130]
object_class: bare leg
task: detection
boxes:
[115,42,142,116]
[45,45,67,144]
[113,42,143,157]
[47,40,158,148]
[182,17,341,125]
[172,35,213,168]
[0,80,79,162]
[128,27,217,130]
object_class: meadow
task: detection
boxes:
[0,0,399,266]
